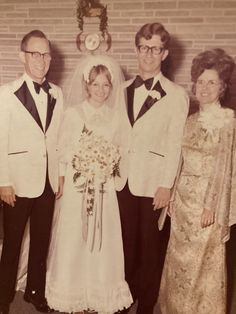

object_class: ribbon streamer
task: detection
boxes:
[81,179,104,251]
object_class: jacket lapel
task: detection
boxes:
[127,82,135,126]
[136,80,166,121]
[14,81,44,131]
[45,93,56,132]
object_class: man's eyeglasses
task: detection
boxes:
[23,50,52,61]
[137,45,164,55]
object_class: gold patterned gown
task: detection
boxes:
[159,105,236,314]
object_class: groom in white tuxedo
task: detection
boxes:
[0,30,63,314]
[116,23,189,314]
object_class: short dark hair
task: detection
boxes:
[21,29,51,51]
[191,48,235,98]
[135,22,170,49]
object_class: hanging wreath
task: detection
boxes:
[76,0,108,38]
[99,5,108,39]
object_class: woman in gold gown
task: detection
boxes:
[159,48,236,314]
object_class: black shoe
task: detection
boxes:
[0,304,9,314]
[23,294,54,313]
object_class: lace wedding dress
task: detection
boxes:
[45,101,132,314]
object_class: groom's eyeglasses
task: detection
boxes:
[23,50,52,61]
[137,45,164,55]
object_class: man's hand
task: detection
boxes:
[167,201,175,217]
[56,176,65,199]
[201,208,215,228]
[0,186,16,207]
[153,187,171,210]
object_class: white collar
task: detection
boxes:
[151,72,163,89]
[199,101,221,113]
[82,100,108,119]
[23,72,47,95]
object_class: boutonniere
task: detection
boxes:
[48,88,58,100]
[144,90,161,109]
[149,90,161,101]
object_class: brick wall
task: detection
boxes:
[0,0,236,107]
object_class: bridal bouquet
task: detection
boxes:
[72,125,120,216]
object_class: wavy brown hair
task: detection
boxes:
[191,48,235,98]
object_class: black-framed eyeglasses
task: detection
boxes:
[23,50,52,61]
[137,45,164,55]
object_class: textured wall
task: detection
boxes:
[0,0,236,107]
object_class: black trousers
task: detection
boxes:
[0,177,55,305]
[226,225,236,314]
[117,183,170,314]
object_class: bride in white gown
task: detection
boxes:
[45,55,132,314]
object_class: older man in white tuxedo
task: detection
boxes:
[116,23,189,314]
[0,30,63,314]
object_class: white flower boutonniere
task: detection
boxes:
[48,88,58,100]
[149,90,161,101]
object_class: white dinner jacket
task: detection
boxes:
[0,75,63,197]
[115,73,189,198]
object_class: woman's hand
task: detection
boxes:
[201,208,215,228]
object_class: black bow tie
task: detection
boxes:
[134,75,154,90]
[33,80,50,94]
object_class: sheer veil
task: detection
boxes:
[59,54,129,177]
[66,54,126,114]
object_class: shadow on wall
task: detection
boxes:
[47,43,65,86]
[165,37,236,113]
[162,35,186,81]
[163,35,199,116]
[222,66,236,110]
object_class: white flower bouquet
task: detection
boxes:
[72,125,120,215]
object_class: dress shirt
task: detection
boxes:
[133,72,162,120]
[24,73,48,131]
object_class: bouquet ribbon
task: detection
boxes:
[81,179,104,251]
